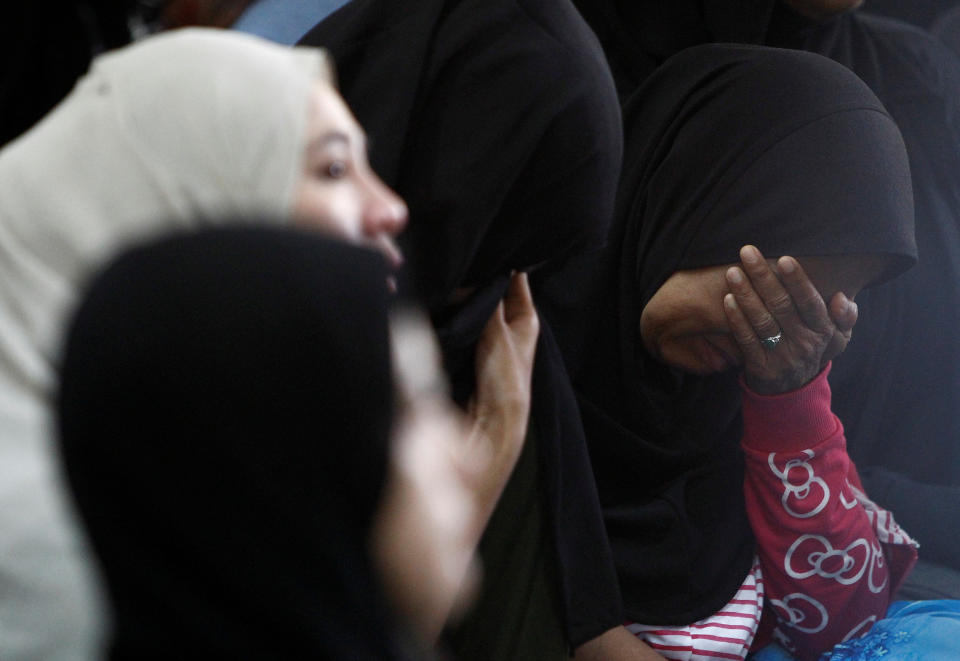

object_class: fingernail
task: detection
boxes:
[741,245,760,264]
[726,267,743,284]
[778,256,796,274]
[724,293,737,309]
[848,300,857,315]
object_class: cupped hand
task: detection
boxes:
[467,272,539,524]
[722,245,858,395]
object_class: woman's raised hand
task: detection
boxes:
[723,245,857,394]
[467,272,540,525]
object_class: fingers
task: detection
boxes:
[477,273,540,363]
[737,245,803,336]
[472,273,539,419]
[725,264,783,342]
[820,292,858,365]
[725,246,837,394]
[503,273,538,326]
[776,256,832,334]
[502,272,540,360]
[468,276,536,519]
[723,293,766,367]
[724,246,861,392]
[478,299,507,348]
[828,292,858,335]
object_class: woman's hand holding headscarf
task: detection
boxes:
[467,272,540,528]
[723,245,857,395]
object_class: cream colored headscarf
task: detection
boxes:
[0,28,329,661]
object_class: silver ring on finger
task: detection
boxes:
[760,331,783,350]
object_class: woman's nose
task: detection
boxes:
[363,178,409,239]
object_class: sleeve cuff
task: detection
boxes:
[740,363,840,452]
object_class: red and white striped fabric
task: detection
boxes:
[847,480,915,547]
[625,558,764,660]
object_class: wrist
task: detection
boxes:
[744,364,819,395]
[740,362,839,451]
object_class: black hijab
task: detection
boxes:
[57,227,410,661]
[577,0,960,497]
[300,0,624,647]
[863,0,958,28]
[568,44,916,624]
[300,0,621,311]
[571,0,777,97]
[764,3,960,565]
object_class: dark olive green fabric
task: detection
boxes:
[445,428,569,661]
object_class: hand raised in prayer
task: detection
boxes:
[723,245,857,394]
[467,272,540,526]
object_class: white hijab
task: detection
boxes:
[0,28,329,661]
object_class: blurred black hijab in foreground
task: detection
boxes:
[57,227,410,660]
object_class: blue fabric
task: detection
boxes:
[232,0,348,45]
[750,643,796,661]
[750,601,960,660]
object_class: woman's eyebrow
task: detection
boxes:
[312,131,351,150]
[308,130,369,154]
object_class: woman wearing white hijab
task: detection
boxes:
[0,28,408,661]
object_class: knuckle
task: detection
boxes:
[796,301,823,321]
[733,329,755,345]
[730,324,755,345]
[767,292,793,315]
[795,292,822,310]
[755,315,780,335]
[751,267,781,289]
[795,337,822,360]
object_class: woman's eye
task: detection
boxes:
[324,160,348,179]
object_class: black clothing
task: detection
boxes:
[766,5,960,570]
[573,0,960,576]
[300,0,624,649]
[570,0,776,99]
[866,0,958,29]
[302,0,621,309]
[58,227,409,661]
[445,427,568,661]
[551,44,915,624]
[1,2,133,147]
[932,6,960,58]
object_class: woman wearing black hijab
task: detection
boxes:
[765,0,960,589]
[298,1,625,658]
[550,45,920,660]
[573,0,960,585]
[56,226,508,660]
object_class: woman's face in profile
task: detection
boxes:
[292,83,408,268]
[370,312,481,644]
